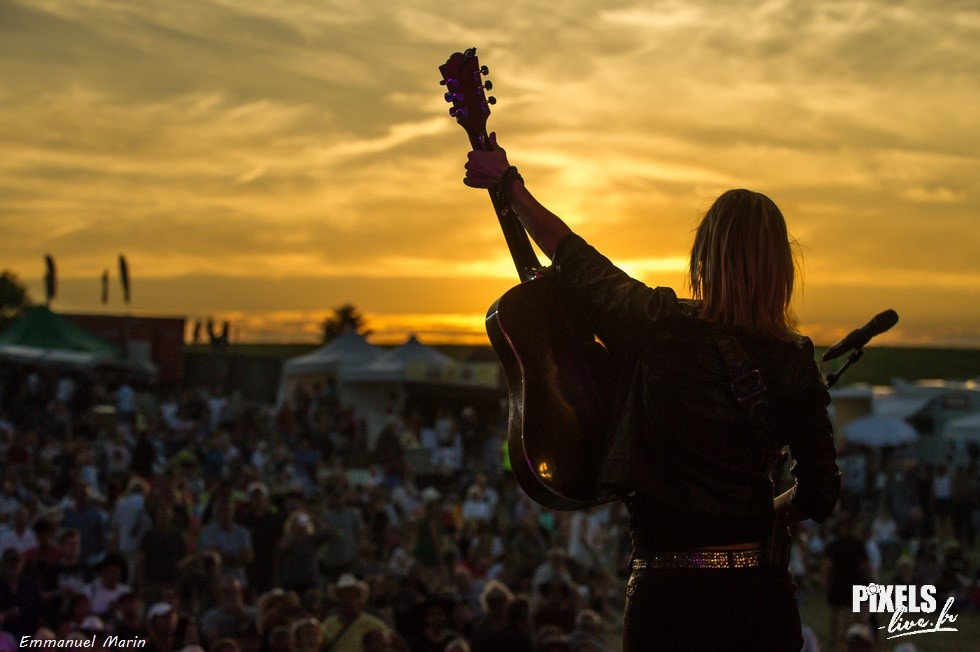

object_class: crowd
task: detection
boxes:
[790,444,980,650]
[1,364,978,652]
[0,367,625,652]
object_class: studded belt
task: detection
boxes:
[631,548,763,570]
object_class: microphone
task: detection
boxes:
[822,309,899,362]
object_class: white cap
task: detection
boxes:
[147,602,175,619]
[80,616,104,632]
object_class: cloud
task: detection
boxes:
[1,0,978,346]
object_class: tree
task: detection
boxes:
[0,270,33,328]
[322,303,369,343]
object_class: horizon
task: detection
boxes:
[2,1,978,348]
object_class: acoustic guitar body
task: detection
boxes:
[486,272,614,510]
[440,48,614,509]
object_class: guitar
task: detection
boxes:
[439,48,614,510]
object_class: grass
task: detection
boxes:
[815,346,980,387]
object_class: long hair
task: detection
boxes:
[689,189,799,341]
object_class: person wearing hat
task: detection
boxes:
[321,573,392,652]
[88,552,132,617]
[144,601,179,652]
[78,614,105,644]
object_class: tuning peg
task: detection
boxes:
[480,65,489,75]
[449,107,468,118]
[487,96,497,105]
[483,81,493,91]
[444,92,458,103]
[439,79,448,86]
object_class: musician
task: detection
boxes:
[463,134,841,651]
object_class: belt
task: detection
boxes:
[632,548,763,570]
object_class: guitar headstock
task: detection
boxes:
[439,48,496,150]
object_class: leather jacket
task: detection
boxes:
[552,234,841,553]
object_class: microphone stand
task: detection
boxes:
[825,347,863,388]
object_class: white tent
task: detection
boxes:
[0,343,111,370]
[873,395,932,420]
[943,411,980,445]
[342,335,458,444]
[283,330,383,377]
[277,330,384,405]
[344,334,456,383]
[0,344,157,379]
[842,414,920,447]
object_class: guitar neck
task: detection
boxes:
[469,129,540,282]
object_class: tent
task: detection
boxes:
[341,335,458,444]
[277,330,384,405]
[344,334,456,383]
[0,306,121,371]
[842,414,920,448]
[0,344,111,371]
[0,306,119,354]
[943,412,980,445]
[873,396,932,420]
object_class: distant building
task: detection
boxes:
[63,313,185,384]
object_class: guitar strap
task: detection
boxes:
[710,328,791,570]
[711,330,771,448]
[596,357,643,502]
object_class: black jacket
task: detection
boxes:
[552,234,841,553]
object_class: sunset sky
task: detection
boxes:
[1,0,978,347]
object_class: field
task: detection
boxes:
[192,343,980,386]
[813,346,980,387]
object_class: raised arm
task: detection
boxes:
[464,132,571,259]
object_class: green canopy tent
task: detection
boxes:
[0,306,119,353]
[0,306,120,370]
